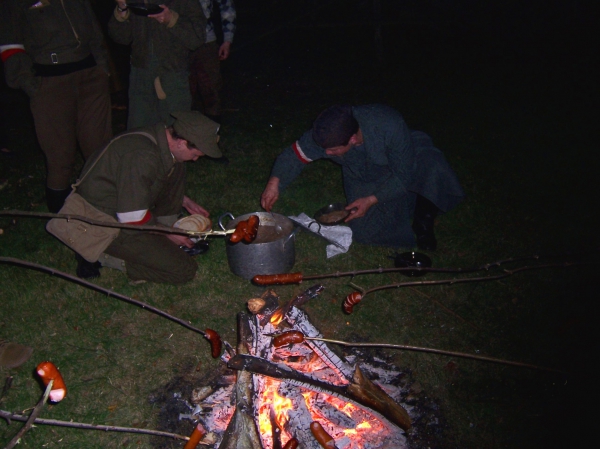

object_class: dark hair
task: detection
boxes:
[311,105,358,149]
[169,128,196,149]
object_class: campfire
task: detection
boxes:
[183,288,416,449]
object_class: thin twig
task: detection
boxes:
[0,409,191,442]
[0,210,232,238]
[4,380,53,449]
[304,338,565,374]
[0,257,208,339]
[361,261,595,297]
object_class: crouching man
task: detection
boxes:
[74,111,221,283]
[261,104,465,250]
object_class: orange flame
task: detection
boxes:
[269,309,284,326]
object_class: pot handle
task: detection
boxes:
[282,226,299,249]
[218,212,235,231]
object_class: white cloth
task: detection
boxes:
[289,213,352,258]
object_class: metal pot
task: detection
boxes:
[218,212,296,279]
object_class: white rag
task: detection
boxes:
[289,213,352,258]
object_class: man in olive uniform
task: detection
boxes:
[0,0,112,212]
[75,111,221,284]
[109,0,206,129]
[261,104,465,250]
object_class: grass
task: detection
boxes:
[1,1,598,448]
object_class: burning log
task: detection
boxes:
[262,285,325,326]
[219,313,263,449]
[227,354,411,431]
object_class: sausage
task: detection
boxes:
[310,421,336,448]
[204,329,222,358]
[229,220,248,243]
[273,330,305,348]
[36,361,67,403]
[183,423,206,449]
[243,215,260,243]
[283,438,299,449]
[252,272,304,285]
[342,291,363,314]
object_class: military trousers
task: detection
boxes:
[29,65,112,190]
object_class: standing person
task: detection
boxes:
[108,0,206,130]
[261,104,466,250]
[73,111,222,284]
[189,0,236,125]
[0,0,113,213]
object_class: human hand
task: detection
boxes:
[260,177,280,211]
[166,233,194,248]
[148,5,172,25]
[344,195,378,222]
[219,42,232,60]
[182,195,209,217]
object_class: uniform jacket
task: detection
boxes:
[108,0,206,73]
[0,0,107,96]
[271,104,465,246]
[272,104,465,213]
[77,124,185,225]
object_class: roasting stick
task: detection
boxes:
[0,209,235,238]
[252,253,599,286]
[4,380,53,449]
[272,331,564,374]
[0,257,222,358]
[0,410,194,443]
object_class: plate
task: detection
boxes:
[314,203,350,226]
[394,251,432,277]
[126,3,164,16]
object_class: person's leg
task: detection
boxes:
[348,196,417,248]
[127,65,160,129]
[75,66,113,159]
[157,71,192,126]
[30,74,78,211]
[412,194,439,251]
[105,231,197,284]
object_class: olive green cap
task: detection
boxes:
[171,111,222,158]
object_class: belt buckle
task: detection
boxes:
[51,52,58,64]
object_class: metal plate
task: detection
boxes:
[314,203,350,226]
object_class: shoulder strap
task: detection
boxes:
[72,131,158,190]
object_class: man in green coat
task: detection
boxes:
[76,111,221,284]
[261,104,465,250]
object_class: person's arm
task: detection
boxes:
[108,1,133,46]
[0,0,40,96]
[260,177,280,212]
[85,0,110,74]
[148,1,206,51]
[217,0,236,60]
[182,195,209,217]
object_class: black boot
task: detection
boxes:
[46,187,71,213]
[75,254,101,279]
[412,195,439,251]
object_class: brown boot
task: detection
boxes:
[0,340,33,369]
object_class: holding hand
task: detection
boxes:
[261,177,280,212]
[182,195,209,217]
[345,195,378,222]
[148,5,172,25]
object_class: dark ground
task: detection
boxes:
[1,0,599,447]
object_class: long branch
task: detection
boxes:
[0,409,190,442]
[361,261,595,297]
[305,338,565,374]
[0,257,208,339]
[0,210,232,237]
[4,381,53,449]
